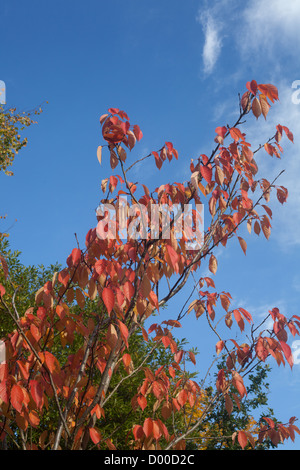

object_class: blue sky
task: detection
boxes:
[1,0,300,449]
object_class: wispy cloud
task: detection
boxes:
[197,11,222,75]
[239,0,300,65]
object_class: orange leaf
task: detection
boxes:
[107,324,118,350]
[122,353,131,368]
[28,410,40,427]
[143,417,153,438]
[259,94,270,119]
[230,127,244,142]
[118,320,129,348]
[209,254,218,274]
[216,340,224,355]
[252,97,261,119]
[238,236,247,255]
[238,430,248,449]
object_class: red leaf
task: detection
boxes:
[215,126,227,138]
[282,125,294,143]
[11,384,24,413]
[239,307,253,323]
[166,244,179,272]
[133,425,144,441]
[44,351,60,374]
[152,420,162,440]
[108,108,120,115]
[177,389,188,407]
[277,187,288,204]
[200,165,212,183]
[0,284,5,298]
[257,83,279,103]
[0,380,9,404]
[188,350,196,365]
[133,124,143,141]
[246,80,258,96]
[28,410,40,428]
[122,353,131,368]
[233,309,244,332]
[67,248,81,267]
[280,341,293,368]
[216,340,224,355]
[118,320,129,348]
[102,287,115,314]
[123,281,134,302]
[102,122,125,144]
[264,143,274,156]
[143,417,153,438]
[149,290,159,311]
[137,395,147,411]
[30,380,44,410]
[263,417,275,429]
[238,430,248,449]
[152,151,162,169]
[58,269,70,288]
[174,350,184,364]
[89,428,101,445]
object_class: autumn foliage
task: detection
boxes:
[0,80,299,450]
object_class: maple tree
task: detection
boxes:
[0,80,300,450]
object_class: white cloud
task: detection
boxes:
[240,0,300,59]
[197,11,222,75]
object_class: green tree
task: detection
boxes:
[0,104,42,176]
[0,235,60,338]
[191,363,280,450]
